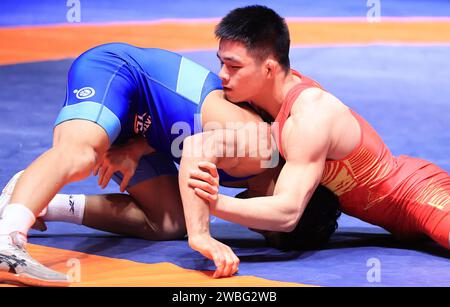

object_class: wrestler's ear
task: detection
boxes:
[264,59,277,78]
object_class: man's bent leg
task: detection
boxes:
[0,120,109,286]
[9,120,109,215]
[81,175,185,240]
[73,152,184,240]
[127,175,186,240]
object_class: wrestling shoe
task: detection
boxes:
[0,171,47,231]
[0,231,70,287]
[0,171,24,216]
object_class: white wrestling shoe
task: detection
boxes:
[0,231,70,287]
[0,171,24,217]
[0,171,47,231]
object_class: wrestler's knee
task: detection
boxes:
[139,215,186,241]
[46,144,97,181]
[52,120,109,180]
[137,198,186,241]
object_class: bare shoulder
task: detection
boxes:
[288,89,336,129]
[292,87,343,115]
[283,107,332,144]
[281,88,340,160]
[284,87,359,161]
[202,90,261,126]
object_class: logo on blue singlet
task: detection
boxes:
[134,112,152,136]
[74,87,95,99]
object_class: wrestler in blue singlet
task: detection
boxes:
[55,42,244,186]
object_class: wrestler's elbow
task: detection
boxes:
[270,218,297,233]
[276,196,303,232]
[279,213,300,232]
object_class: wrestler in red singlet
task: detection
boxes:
[274,70,450,249]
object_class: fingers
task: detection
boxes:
[93,163,100,177]
[213,253,239,278]
[93,154,105,176]
[221,247,235,278]
[194,187,218,205]
[120,172,132,193]
[190,169,219,187]
[231,253,240,276]
[212,244,239,278]
[198,161,219,179]
[188,178,218,195]
[224,245,239,277]
[99,167,114,189]
[189,236,239,279]
[97,165,105,186]
[228,245,240,276]
[188,168,219,204]
[213,252,225,279]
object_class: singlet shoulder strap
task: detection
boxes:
[273,70,323,158]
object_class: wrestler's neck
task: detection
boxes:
[250,70,301,119]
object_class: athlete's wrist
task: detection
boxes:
[188,232,213,247]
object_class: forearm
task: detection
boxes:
[179,158,213,239]
[210,161,322,232]
[180,128,282,236]
[211,193,302,232]
[179,135,219,240]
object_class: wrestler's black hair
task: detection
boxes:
[265,185,341,251]
[215,5,290,73]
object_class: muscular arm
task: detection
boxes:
[178,91,278,277]
[179,106,332,277]
[179,126,278,278]
[201,90,278,173]
[196,91,334,232]
[211,133,328,232]
[179,125,276,235]
[180,90,277,237]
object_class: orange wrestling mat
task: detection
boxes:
[0,244,311,287]
[1,19,450,65]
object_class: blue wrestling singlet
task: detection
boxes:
[55,42,220,156]
[54,43,246,185]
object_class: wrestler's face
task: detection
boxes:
[217,39,267,103]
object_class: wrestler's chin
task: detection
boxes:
[223,89,240,103]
